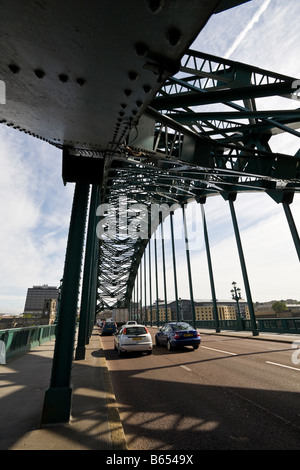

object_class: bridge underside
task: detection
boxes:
[0,0,299,423]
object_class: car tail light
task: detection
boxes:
[197,332,201,337]
[145,327,149,333]
[174,333,179,339]
[123,328,127,334]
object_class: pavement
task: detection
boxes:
[0,328,127,451]
[0,326,298,451]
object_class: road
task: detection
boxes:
[101,328,300,450]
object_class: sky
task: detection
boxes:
[0,0,299,313]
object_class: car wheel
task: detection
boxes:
[193,345,199,350]
[167,340,173,351]
[147,350,152,355]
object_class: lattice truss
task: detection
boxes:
[97,49,300,309]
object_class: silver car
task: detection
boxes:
[114,324,153,357]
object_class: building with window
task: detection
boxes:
[24,284,59,317]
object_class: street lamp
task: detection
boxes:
[231,281,243,329]
[179,297,183,321]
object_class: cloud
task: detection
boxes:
[224,0,272,59]
[1,0,299,312]
[0,127,74,313]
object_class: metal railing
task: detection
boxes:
[194,318,300,334]
[0,324,56,362]
[146,318,300,334]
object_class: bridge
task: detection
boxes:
[0,0,299,431]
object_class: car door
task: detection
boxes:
[159,325,169,345]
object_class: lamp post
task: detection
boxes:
[231,281,243,330]
[179,297,183,321]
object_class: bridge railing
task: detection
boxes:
[0,324,56,362]
[147,318,300,334]
[195,318,300,334]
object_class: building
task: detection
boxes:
[168,299,250,322]
[24,284,59,317]
[41,298,57,324]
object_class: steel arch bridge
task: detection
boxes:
[97,47,300,311]
[0,0,299,424]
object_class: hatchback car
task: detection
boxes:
[101,321,117,335]
[155,322,201,351]
[114,324,153,357]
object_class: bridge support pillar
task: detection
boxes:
[170,211,180,322]
[227,194,259,336]
[41,181,90,425]
[267,190,300,262]
[198,198,220,333]
[148,241,153,326]
[282,194,300,262]
[160,213,168,323]
[75,184,100,360]
[182,205,196,328]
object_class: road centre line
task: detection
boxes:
[180,365,192,371]
[266,361,300,372]
[201,346,237,356]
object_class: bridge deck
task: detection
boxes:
[0,328,126,451]
[0,328,297,451]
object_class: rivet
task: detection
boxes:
[135,42,149,57]
[166,27,181,46]
[34,69,45,78]
[8,64,20,74]
[143,84,151,93]
[128,71,139,81]
[59,73,69,83]
[76,78,86,86]
[145,0,166,13]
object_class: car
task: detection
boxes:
[101,321,117,335]
[155,322,201,351]
[125,320,137,325]
[114,324,153,357]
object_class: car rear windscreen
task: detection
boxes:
[126,327,147,335]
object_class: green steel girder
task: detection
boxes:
[98,47,300,307]
[152,81,296,110]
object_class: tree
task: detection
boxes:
[272,301,287,313]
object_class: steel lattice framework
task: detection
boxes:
[98,49,300,309]
[0,0,299,315]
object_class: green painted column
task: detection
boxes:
[140,260,143,323]
[148,241,153,326]
[282,199,300,262]
[160,213,168,323]
[75,184,100,360]
[144,249,147,324]
[170,211,180,322]
[228,196,259,336]
[154,232,159,327]
[182,205,196,328]
[199,200,220,333]
[41,181,90,424]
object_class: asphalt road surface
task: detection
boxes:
[101,328,300,450]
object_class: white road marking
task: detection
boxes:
[266,361,300,372]
[201,346,237,356]
[180,365,192,371]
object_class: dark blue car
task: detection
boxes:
[155,322,201,351]
[101,321,117,335]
